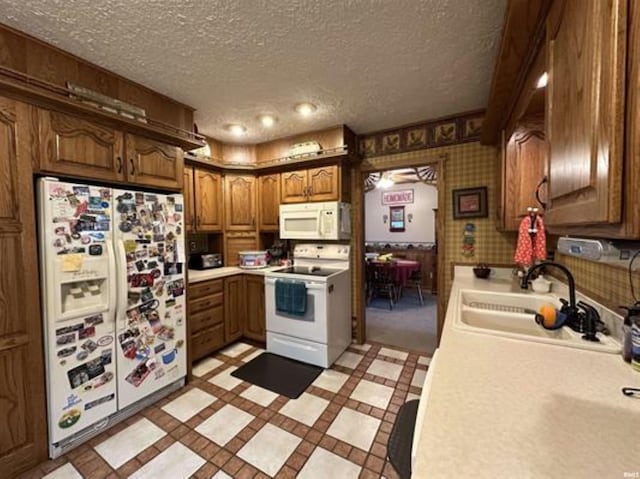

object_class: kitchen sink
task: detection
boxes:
[455,290,621,354]
[460,308,573,340]
[460,289,562,314]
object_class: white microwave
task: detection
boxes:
[279,201,351,240]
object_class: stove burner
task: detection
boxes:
[277,266,338,277]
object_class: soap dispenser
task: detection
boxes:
[621,304,640,366]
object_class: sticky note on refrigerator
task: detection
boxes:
[124,240,137,254]
[61,253,83,272]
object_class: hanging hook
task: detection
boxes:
[536,176,548,210]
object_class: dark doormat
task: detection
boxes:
[231,352,323,399]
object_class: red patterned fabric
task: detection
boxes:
[514,215,546,266]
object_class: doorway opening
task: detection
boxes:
[363,165,439,354]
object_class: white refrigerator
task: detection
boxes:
[38,178,187,456]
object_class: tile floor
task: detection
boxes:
[21,341,430,479]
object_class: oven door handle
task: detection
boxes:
[265,278,326,290]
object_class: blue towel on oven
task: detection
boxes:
[275,279,307,316]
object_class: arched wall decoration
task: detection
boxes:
[363,165,437,192]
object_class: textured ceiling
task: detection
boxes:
[1,0,506,143]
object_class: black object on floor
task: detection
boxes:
[231,352,323,399]
[387,399,420,479]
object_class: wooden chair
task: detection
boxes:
[398,270,424,305]
[366,261,397,309]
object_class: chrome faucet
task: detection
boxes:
[522,262,599,341]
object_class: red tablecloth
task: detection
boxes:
[391,259,420,286]
[370,259,420,287]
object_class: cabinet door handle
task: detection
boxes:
[308,186,313,196]
[252,217,255,226]
[197,216,201,227]
[129,158,135,176]
[192,215,196,229]
[116,156,123,174]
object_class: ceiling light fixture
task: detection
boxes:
[536,72,548,89]
[295,102,317,116]
[226,124,247,136]
[259,115,276,127]
[377,173,394,189]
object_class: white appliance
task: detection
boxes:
[265,244,351,367]
[279,201,351,240]
[38,178,187,457]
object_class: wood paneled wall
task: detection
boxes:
[0,24,195,131]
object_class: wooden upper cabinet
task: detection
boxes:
[501,124,548,231]
[258,174,280,230]
[38,109,125,182]
[225,233,258,266]
[281,166,340,203]
[37,108,185,190]
[125,134,183,190]
[224,175,256,230]
[545,0,626,226]
[0,98,48,477]
[194,169,223,231]
[307,165,339,201]
[281,170,308,203]
[183,167,195,232]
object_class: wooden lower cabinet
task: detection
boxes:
[187,279,225,362]
[191,325,225,362]
[244,276,266,341]
[224,276,245,343]
[187,274,266,367]
[0,97,48,477]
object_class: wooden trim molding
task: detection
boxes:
[359,111,484,158]
[352,154,448,345]
[481,0,553,145]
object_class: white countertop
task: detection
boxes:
[413,268,639,478]
[188,266,285,284]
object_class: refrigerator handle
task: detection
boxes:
[105,240,118,323]
[114,239,129,330]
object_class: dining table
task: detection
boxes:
[369,259,421,287]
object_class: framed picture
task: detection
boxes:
[389,206,405,232]
[432,121,457,145]
[452,187,488,219]
[463,116,483,139]
[406,127,427,148]
[381,133,401,153]
[360,137,377,157]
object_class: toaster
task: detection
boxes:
[189,253,223,270]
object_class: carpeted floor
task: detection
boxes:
[366,291,438,354]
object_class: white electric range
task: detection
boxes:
[265,244,351,368]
